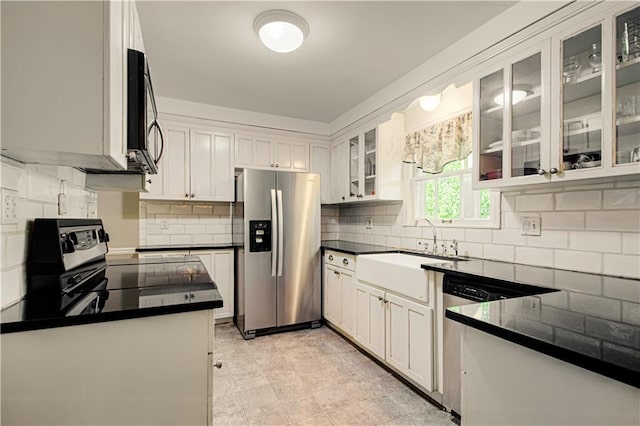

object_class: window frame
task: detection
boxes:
[412,155,501,229]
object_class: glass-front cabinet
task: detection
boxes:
[474,42,550,188]
[348,129,377,199]
[615,6,640,167]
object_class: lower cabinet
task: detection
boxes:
[138,249,234,321]
[324,264,355,335]
[355,281,434,392]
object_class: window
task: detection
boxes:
[414,154,500,228]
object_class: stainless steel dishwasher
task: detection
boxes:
[442,273,552,419]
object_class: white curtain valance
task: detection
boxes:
[403,110,473,174]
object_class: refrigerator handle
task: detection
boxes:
[270,189,277,277]
[277,189,284,277]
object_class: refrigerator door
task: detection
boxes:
[242,169,278,331]
[276,172,321,326]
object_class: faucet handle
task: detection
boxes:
[450,239,459,256]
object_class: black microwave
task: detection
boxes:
[126,49,163,174]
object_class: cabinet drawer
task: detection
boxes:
[324,250,355,271]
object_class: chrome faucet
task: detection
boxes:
[417,218,437,254]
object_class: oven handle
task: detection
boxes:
[62,264,107,295]
[65,279,108,316]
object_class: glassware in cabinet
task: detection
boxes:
[561,24,603,172]
[615,6,640,166]
[364,128,377,196]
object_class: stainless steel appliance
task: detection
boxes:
[233,169,321,339]
[442,274,553,419]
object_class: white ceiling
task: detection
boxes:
[137,1,516,124]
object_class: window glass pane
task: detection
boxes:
[480,189,491,219]
[424,181,436,218]
[438,176,460,219]
[442,159,463,173]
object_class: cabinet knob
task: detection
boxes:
[342,196,346,201]
[146,179,152,184]
[549,168,558,174]
[185,193,189,198]
[191,193,195,198]
[271,164,274,167]
[328,254,334,261]
[343,258,349,265]
[378,296,383,301]
[275,164,279,168]
[334,270,340,275]
[214,360,223,369]
[189,293,195,299]
[184,294,190,301]
[537,168,546,175]
[384,299,388,304]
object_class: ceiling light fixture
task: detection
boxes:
[419,94,442,111]
[493,89,530,106]
[253,10,309,53]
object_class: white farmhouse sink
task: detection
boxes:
[356,253,451,302]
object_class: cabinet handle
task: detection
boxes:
[537,168,546,175]
[184,294,190,301]
[549,168,558,174]
[214,360,223,369]
[378,296,383,301]
[328,254,334,261]
[146,179,152,184]
[191,193,195,198]
[334,270,340,275]
[343,258,349,265]
[189,293,195,299]
[185,193,189,198]
[275,164,279,168]
[384,299,388,304]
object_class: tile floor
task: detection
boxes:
[213,323,455,425]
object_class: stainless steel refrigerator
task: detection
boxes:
[233,169,321,339]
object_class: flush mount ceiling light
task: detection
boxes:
[253,10,309,53]
[493,87,531,106]
[419,94,442,111]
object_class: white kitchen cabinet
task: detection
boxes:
[385,292,434,391]
[235,135,309,172]
[138,249,234,320]
[355,282,387,359]
[332,115,403,203]
[310,144,332,203]
[473,4,640,189]
[141,124,234,202]
[1,0,141,171]
[323,251,355,334]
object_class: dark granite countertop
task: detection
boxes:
[321,240,398,255]
[1,256,223,334]
[420,258,640,388]
[136,243,240,252]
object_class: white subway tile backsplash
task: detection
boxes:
[483,244,515,262]
[515,247,554,268]
[569,292,621,321]
[516,194,554,212]
[213,234,232,244]
[192,205,213,215]
[170,235,192,244]
[603,277,640,303]
[526,230,568,249]
[570,231,621,253]
[502,212,522,229]
[214,205,230,216]
[555,191,602,211]
[146,235,171,245]
[170,205,192,215]
[586,211,640,232]
[465,228,492,243]
[206,224,226,234]
[458,242,483,258]
[146,203,171,214]
[1,267,24,309]
[603,189,640,210]
[493,229,526,246]
[622,233,640,255]
[166,225,185,235]
[185,224,206,234]
[622,302,640,326]
[554,250,602,274]
[603,254,640,278]
[540,212,585,230]
[374,235,388,246]
[501,194,516,212]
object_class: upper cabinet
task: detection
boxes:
[331,115,403,203]
[474,4,640,189]
[310,144,332,204]
[235,135,309,172]
[1,0,140,171]
[141,123,234,202]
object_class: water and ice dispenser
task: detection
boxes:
[249,220,271,252]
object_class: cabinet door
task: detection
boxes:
[355,282,385,359]
[310,144,331,203]
[274,141,292,169]
[144,125,190,200]
[385,293,434,391]
[613,6,640,172]
[194,250,234,320]
[331,141,348,202]
[254,139,274,168]
[349,134,361,199]
[324,265,341,325]
[339,269,355,335]
[363,128,377,198]
[235,136,255,168]
[190,129,234,202]
[291,143,309,172]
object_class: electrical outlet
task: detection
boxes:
[1,189,18,224]
[521,216,541,236]
[522,297,540,313]
[160,219,170,230]
[365,217,373,229]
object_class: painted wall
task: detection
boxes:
[0,158,97,308]
[139,201,232,246]
[324,180,640,279]
[97,192,140,250]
